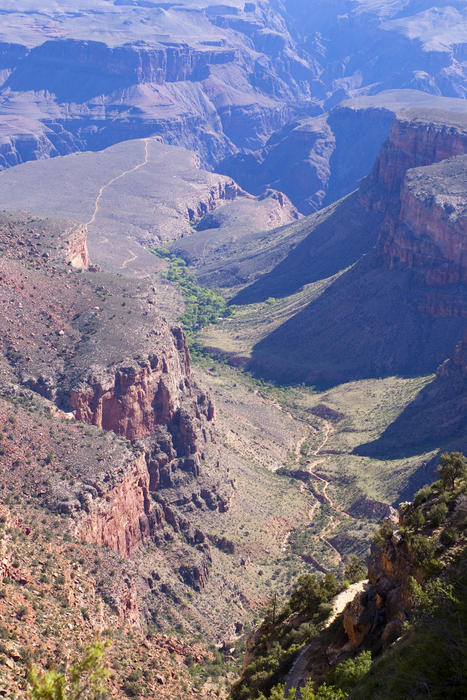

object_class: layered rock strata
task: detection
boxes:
[365,112,467,318]
[0,213,225,588]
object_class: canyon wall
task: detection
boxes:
[2,2,466,184]
[363,112,467,318]
[248,105,467,386]
[0,212,225,588]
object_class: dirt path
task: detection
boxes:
[294,420,348,568]
[327,580,368,625]
[284,580,367,696]
[121,250,138,269]
[85,138,150,227]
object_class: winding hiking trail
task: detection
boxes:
[121,250,138,269]
[85,138,150,227]
[283,580,368,697]
[294,419,350,569]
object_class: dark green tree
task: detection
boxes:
[438,452,467,490]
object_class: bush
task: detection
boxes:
[440,527,457,547]
[409,535,441,574]
[329,650,372,693]
[427,502,448,527]
[413,485,432,506]
[28,641,109,699]
[372,519,394,547]
[122,680,140,697]
[257,680,345,699]
[407,507,425,529]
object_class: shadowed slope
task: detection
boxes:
[249,251,466,387]
[231,192,383,304]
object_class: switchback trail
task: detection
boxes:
[85,138,150,227]
[296,420,349,568]
[121,250,138,269]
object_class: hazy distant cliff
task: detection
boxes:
[249,105,467,386]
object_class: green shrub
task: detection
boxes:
[409,535,441,574]
[372,519,394,547]
[289,574,338,616]
[427,502,448,527]
[413,485,432,506]
[28,641,109,699]
[343,555,367,584]
[122,680,140,697]
[150,249,233,337]
[440,527,457,547]
[438,452,467,491]
[407,507,425,529]
[329,650,372,693]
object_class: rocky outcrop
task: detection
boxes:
[69,342,191,441]
[184,177,242,227]
[74,452,155,557]
[363,111,467,209]
[65,223,90,270]
[343,512,424,653]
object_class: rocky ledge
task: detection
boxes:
[0,212,230,589]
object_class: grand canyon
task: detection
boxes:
[0,1,466,698]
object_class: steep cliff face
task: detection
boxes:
[364,113,467,318]
[6,39,236,100]
[363,111,467,206]
[0,212,225,590]
[69,335,192,441]
[380,154,467,296]
[343,527,419,651]
[73,452,154,557]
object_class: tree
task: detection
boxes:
[329,651,372,693]
[344,556,367,584]
[289,574,338,616]
[438,452,467,491]
[28,641,109,700]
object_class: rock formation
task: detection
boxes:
[1,2,466,191]
[247,104,467,386]
[0,212,229,592]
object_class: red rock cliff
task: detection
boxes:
[74,452,155,557]
[360,111,467,318]
[361,111,467,207]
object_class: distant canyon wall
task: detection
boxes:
[362,113,467,317]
